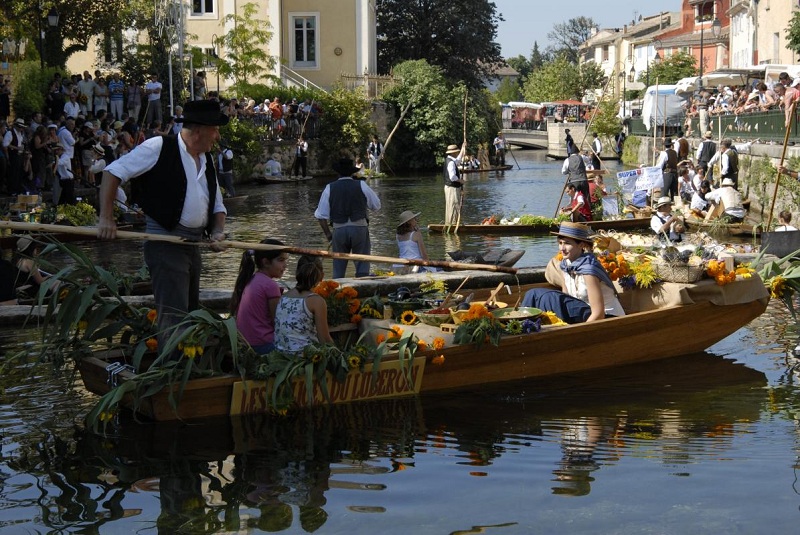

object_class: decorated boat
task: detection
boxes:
[428,217,650,235]
[77,273,769,422]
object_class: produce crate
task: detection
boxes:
[651,258,705,283]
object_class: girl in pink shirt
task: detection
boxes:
[231,238,288,354]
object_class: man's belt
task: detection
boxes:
[445,181,463,188]
[664,168,677,173]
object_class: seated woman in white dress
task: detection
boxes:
[395,210,440,274]
[522,222,625,323]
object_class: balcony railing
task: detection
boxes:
[340,72,398,99]
[627,109,798,142]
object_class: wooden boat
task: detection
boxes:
[428,217,651,235]
[446,248,524,267]
[78,275,769,421]
[223,194,249,207]
[684,217,761,237]
[253,176,314,185]
[459,164,513,174]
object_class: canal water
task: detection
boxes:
[1,151,798,534]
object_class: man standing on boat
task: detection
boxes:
[719,138,739,189]
[97,100,229,338]
[590,132,602,170]
[696,131,717,185]
[367,135,382,175]
[493,131,506,167]
[315,157,381,278]
[443,142,466,227]
[565,128,575,155]
[562,145,590,203]
[656,139,679,202]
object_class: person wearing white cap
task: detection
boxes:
[651,196,685,243]
[705,178,746,223]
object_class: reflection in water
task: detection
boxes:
[11,353,771,533]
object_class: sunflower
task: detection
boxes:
[400,310,418,325]
[505,319,523,335]
[770,276,787,299]
[347,354,361,369]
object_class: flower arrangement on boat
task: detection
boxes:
[312,279,361,325]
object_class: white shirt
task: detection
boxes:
[2,127,25,150]
[145,81,162,102]
[104,134,226,229]
[690,191,708,212]
[63,100,81,119]
[446,155,462,182]
[314,177,381,222]
[775,224,798,231]
[218,148,233,172]
[679,177,695,196]
[56,154,73,180]
[592,137,602,154]
[265,159,282,176]
[57,127,76,159]
[705,186,746,219]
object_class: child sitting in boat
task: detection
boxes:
[521,222,624,323]
[265,153,282,177]
[651,197,685,242]
[775,210,798,231]
[230,239,288,354]
[395,210,440,274]
[274,255,334,354]
[561,182,592,223]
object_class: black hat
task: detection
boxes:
[332,157,360,176]
[176,100,229,126]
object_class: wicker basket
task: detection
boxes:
[652,258,706,283]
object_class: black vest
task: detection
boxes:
[662,149,678,172]
[697,141,716,164]
[722,149,739,178]
[443,157,462,187]
[132,136,218,233]
[329,179,367,224]
[220,152,233,173]
[567,154,587,182]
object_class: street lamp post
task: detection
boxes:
[698,1,722,90]
[38,4,59,69]
[647,39,662,88]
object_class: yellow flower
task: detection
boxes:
[400,310,418,325]
[58,288,69,301]
[183,345,197,359]
[417,339,428,350]
[390,326,404,339]
[77,320,88,331]
[348,355,361,369]
[311,353,322,363]
[432,337,445,350]
[770,276,787,299]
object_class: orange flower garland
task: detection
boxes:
[597,252,630,281]
[706,260,736,286]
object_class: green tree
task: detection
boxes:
[216,2,276,92]
[381,59,496,169]
[494,76,521,104]
[507,55,532,81]
[530,41,546,71]
[376,0,503,89]
[523,56,603,103]
[638,51,697,87]
[315,86,375,164]
[590,96,622,138]
[546,17,597,64]
[787,12,800,56]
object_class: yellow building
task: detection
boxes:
[67,0,377,92]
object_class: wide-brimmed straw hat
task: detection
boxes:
[703,131,713,139]
[445,144,460,155]
[397,210,421,228]
[655,196,673,209]
[176,100,229,126]
[721,178,735,187]
[332,157,360,176]
[91,143,105,155]
[551,222,594,244]
[16,236,34,253]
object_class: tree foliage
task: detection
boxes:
[530,42,547,71]
[523,56,604,103]
[494,76,522,104]
[376,0,503,89]
[507,55,532,81]
[216,2,276,92]
[315,86,375,164]
[546,17,597,64]
[381,59,497,170]
[0,0,128,67]
[787,12,800,57]
[637,51,697,87]
[591,97,622,138]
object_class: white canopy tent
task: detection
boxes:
[642,85,687,130]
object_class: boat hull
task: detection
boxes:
[459,164,513,174]
[428,218,650,235]
[78,280,768,421]
[253,176,314,185]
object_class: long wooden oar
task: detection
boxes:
[454,90,468,235]
[767,100,798,231]
[381,102,412,176]
[0,221,518,274]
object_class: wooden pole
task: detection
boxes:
[767,100,798,230]
[381,102,411,155]
[0,221,518,274]
[454,90,468,234]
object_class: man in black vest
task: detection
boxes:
[695,131,717,185]
[97,100,229,337]
[656,139,679,201]
[217,139,235,197]
[719,138,739,189]
[315,157,381,278]
[561,145,590,201]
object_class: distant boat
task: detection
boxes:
[253,176,314,185]
[446,248,524,268]
[428,218,650,235]
[459,164,513,174]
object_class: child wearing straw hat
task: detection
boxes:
[521,222,625,323]
[395,210,439,273]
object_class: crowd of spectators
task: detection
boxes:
[0,67,323,197]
